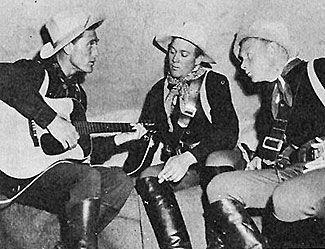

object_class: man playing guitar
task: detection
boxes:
[0,8,146,249]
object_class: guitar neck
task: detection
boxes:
[73,122,135,135]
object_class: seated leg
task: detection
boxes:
[205,198,267,249]
[136,176,192,249]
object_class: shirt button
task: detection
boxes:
[185,130,191,135]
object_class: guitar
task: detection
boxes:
[123,129,160,176]
[0,97,153,179]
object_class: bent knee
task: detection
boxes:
[206,150,241,167]
[272,183,317,222]
[206,172,236,202]
[87,167,102,183]
[139,165,163,178]
[100,166,133,190]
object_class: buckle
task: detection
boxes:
[182,105,196,118]
[262,136,283,152]
[178,105,197,128]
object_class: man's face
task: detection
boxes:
[239,38,274,83]
[69,29,99,74]
[168,38,201,78]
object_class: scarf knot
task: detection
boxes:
[165,65,207,132]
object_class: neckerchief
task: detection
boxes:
[271,58,302,119]
[41,58,87,108]
[165,65,207,132]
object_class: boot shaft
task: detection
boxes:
[205,199,266,249]
[136,177,192,249]
[67,197,101,249]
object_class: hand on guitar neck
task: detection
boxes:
[47,114,80,150]
[37,97,155,157]
[114,123,148,146]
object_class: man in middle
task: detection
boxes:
[124,21,239,249]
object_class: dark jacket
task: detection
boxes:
[256,58,325,157]
[127,70,239,169]
[0,58,118,165]
[0,59,56,128]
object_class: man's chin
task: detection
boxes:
[170,72,182,79]
[250,76,261,83]
[83,67,94,74]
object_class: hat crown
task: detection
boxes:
[46,9,89,45]
[154,21,216,63]
[40,8,104,59]
[247,20,290,49]
[174,22,208,51]
[234,20,297,59]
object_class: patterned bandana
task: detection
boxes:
[165,65,207,132]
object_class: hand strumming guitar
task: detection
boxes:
[158,151,197,183]
[114,123,147,146]
[47,115,80,150]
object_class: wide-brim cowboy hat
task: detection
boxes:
[153,21,216,64]
[233,19,297,60]
[40,8,105,59]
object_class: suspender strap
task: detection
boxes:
[174,78,202,153]
[307,59,325,106]
[177,79,202,128]
[261,69,303,162]
[200,69,212,123]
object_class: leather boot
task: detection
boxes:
[205,199,267,249]
[54,214,70,249]
[67,197,101,249]
[200,166,234,249]
[136,177,192,249]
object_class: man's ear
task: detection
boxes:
[195,55,203,66]
[63,42,74,55]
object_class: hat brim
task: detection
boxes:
[153,35,216,64]
[40,16,104,59]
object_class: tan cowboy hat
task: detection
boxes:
[233,20,297,60]
[154,21,216,64]
[40,8,105,59]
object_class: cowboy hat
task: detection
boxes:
[153,21,216,64]
[233,20,297,60]
[40,8,105,59]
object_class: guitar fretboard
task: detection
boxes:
[73,122,135,135]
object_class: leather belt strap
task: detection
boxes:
[261,61,304,163]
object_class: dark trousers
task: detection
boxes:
[0,162,133,218]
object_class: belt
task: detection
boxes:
[262,136,283,152]
[261,118,287,161]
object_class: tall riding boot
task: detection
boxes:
[94,165,134,234]
[136,177,192,249]
[53,215,71,249]
[67,197,101,249]
[205,199,267,249]
[200,166,234,249]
